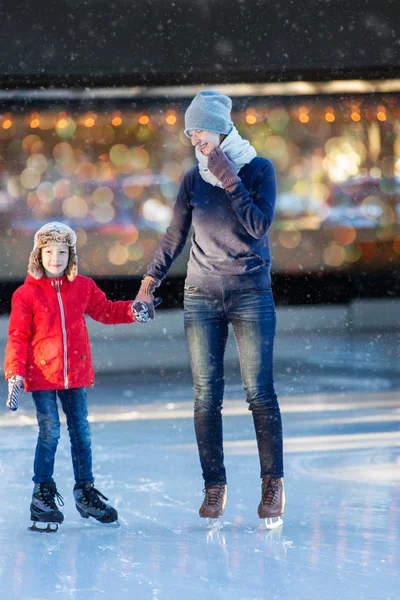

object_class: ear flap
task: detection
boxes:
[27,247,45,280]
[65,246,78,281]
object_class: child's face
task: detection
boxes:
[41,244,69,278]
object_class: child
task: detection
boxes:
[4,222,157,532]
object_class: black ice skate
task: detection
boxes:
[74,483,118,524]
[29,482,64,533]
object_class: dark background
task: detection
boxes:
[0,0,399,88]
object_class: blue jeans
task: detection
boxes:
[32,387,94,486]
[184,287,284,487]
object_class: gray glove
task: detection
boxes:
[132,298,162,323]
[6,375,24,411]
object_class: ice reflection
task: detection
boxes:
[1,383,399,599]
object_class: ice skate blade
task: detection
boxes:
[263,516,283,530]
[206,518,222,529]
[29,521,59,533]
[79,515,120,527]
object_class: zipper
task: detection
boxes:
[54,280,69,389]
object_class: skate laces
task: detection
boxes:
[81,485,108,509]
[204,485,225,507]
[261,477,281,507]
[39,484,64,509]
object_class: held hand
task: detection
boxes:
[132,297,162,323]
[6,375,24,411]
[208,148,240,190]
[134,276,159,319]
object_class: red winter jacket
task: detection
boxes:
[4,274,135,392]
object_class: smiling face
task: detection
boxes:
[41,244,69,278]
[188,130,222,156]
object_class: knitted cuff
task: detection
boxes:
[221,174,241,190]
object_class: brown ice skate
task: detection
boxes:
[258,476,285,529]
[199,484,227,526]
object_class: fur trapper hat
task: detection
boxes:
[28,222,78,281]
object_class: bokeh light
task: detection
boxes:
[278,230,302,249]
[323,243,346,267]
[122,177,144,199]
[27,154,48,174]
[93,203,116,223]
[108,243,129,266]
[325,107,335,122]
[36,182,55,204]
[131,147,150,170]
[165,112,177,125]
[22,134,43,154]
[268,108,289,133]
[333,227,357,245]
[56,117,76,138]
[20,168,41,190]
[92,186,114,205]
[141,198,172,225]
[62,195,89,219]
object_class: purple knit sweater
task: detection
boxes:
[146,156,276,292]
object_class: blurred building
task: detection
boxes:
[0,0,399,309]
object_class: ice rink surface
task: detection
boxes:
[0,329,399,600]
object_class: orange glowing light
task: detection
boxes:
[325,112,335,122]
[166,114,177,125]
[299,114,309,123]
[393,237,400,255]
[57,119,68,129]
[30,118,40,128]
[245,114,257,125]
[377,112,387,121]
[2,119,12,129]
[138,115,150,126]
[351,112,361,122]
[84,117,95,128]
[334,227,356,246]
[112,116,122,126]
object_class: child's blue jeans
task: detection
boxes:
[32,387,94,486]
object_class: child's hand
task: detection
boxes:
[132,298,162,323]
[134,276,160,319]
[6,375,24,411]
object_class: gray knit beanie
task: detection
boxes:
[184,90,233,137]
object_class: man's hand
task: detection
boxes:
[208,148,241,190]
[6,375,24,411]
